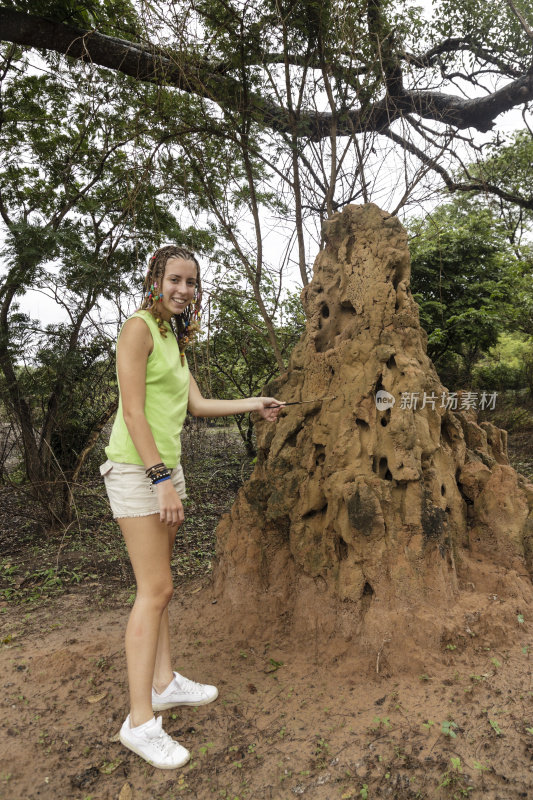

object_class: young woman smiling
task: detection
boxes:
[100,245,285,769]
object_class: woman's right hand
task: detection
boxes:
[155,479,185,527]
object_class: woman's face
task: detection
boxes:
[157,257,198,321]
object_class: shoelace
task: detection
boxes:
[150,721,180,756]
[176,674,206,695]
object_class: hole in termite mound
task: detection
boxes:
[335,536,348,561]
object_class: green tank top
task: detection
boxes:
[105,310,190,468]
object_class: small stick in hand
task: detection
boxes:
[265,396,337,408]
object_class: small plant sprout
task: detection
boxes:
[441,720,458,738]
[438,757,473,795]
[313,736,330,769]
[489,719,502,736]
[491,657,501,668]
[371,716,391,730]
[265,657,283,674]
[517,613,524,624]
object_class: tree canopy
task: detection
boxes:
[409,199,518,380]
[1,0,533,218]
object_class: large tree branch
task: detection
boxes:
[1,7,532,139]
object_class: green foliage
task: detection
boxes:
[456,130,533,335]
[473,330,533,394]
[438,756,473,795]
[472,131,533,209]
[5,0,141,36]
[430,0,531,68]
[409,199,518,383]
[192,271,304,454]
[1,560,83,603]
[29,333,116,470]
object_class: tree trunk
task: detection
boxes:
[0,282,49,504]
[234,413,256,458]
[212,204,533,673]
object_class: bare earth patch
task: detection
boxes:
[1,577,533,800]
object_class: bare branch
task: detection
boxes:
[381,124,533,210]
[405,37,524,77]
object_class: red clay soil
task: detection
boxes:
[1,577,532,800]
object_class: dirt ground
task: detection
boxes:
[1,426,533,800]
[1,580,533,800]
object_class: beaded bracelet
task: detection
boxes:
[147,467,169,479]
[146,462,165,476]
[146,462,171,485]
[150,470,171,485]
[147,470,169,480]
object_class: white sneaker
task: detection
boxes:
[152,671,219,710]
[119,714,190,769]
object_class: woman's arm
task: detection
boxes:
[187,374,285,421]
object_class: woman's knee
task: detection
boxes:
[138,580,174,610]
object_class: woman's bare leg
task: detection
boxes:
[153,528,178,693]
[119,514,177,727]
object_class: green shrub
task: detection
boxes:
[473,362,526,392]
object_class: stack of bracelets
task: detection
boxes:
[146,462,172,486]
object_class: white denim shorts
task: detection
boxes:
[100,459,187,519]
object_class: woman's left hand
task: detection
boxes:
[256,397,286,422]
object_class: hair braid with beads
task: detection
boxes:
[140,245,202,364]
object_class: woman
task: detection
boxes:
[100,245,285,769]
